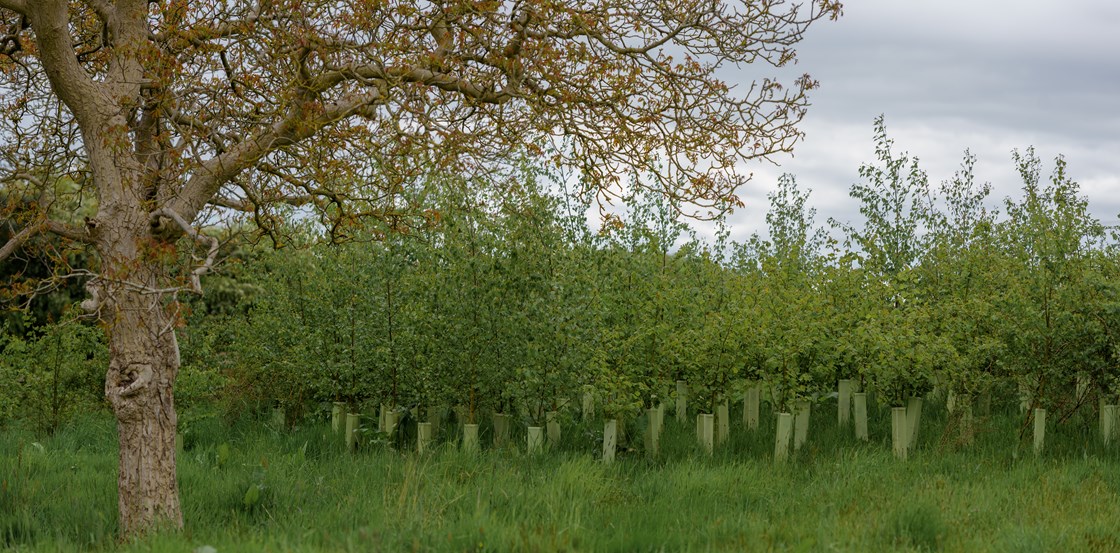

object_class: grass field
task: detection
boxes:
[4,399,1120,552]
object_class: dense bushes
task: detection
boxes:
[4,124,1119,442]
[202,130,1120,435]
[0,316,106,433]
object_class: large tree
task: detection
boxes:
[0,0,841,536]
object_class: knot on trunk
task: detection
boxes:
[107,360,157,418]
[81,278,104,315]
[119,363,154,397]
[150,214,178,242]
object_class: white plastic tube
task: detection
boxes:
[745,385,760,431]
[793,400,810,451]
[603,419,618,463]
[716,400,729,445]
[527,426,544,454]
[853,393,869,441]
[646,407,660,456]
[891,406,908,460]
[546,411,560,445]
[345,413,360,451]
[462,423,480,454]
[906,396,923,449]
[331,402,344,433]
[492,413,511,447]
[417,422,433,454]
[1033,408,1046,455]
[1103,405,1117,445]
[676,380,688,423]
[774,412,793,462]
[838,380,852,427]
[697,413,714,455]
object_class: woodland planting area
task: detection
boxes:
[5,125,1120,551]
[16,0,1120,550]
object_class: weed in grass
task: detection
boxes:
[887,502,945,551]
[994,527,1055,553]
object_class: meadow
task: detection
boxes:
[5,398,1120,553]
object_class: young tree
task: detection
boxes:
[612,178,693,412]
[0,0,841,535]
[754,175,829,409]
[834,116,933,279]
[997,150,1105,417]
[836,119,939,406]
[917,152,1003,409]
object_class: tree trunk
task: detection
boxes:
[100,265,184,535]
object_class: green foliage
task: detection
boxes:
[0,315,106,432]
[836,119,962,406]
[154,131,1120,434]
[918,151,1005,399]
[9,123,1114,457]
[995,149,1107,412]
[0,178,97,339]
[745,174,833,410]
[590,177,699,418]
[838,115,932,277]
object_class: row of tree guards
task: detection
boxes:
[301,377,1116,462]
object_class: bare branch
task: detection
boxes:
[11,171,45,189]
[165,90,385,224]
[308,63,512,104]
[82,0,114,22]
[151,4,271,45]
[205,196,252,212]
[149,207,219,295]
[0,222,38,262]
[45,220,95,243]
[26,0,108,130]
[207,191,315,212]
[0,218,95,262]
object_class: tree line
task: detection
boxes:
[10,121,1112,443]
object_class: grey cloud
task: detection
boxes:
[711,0,1120,242]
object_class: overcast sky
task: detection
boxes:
[704,0,1120,243]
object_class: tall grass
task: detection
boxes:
[4,396,1120,552]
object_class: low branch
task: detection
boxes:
[82,0,114,22]
[45,220,95,243]
[152,5,271,45]
[0,223,37,262]
[206,196,252,212]
[27,0,108,132]
[308,63,511,104]
[0,219,92,263]
[150,207,219,295]
[12,171,45,189]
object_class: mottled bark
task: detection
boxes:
[98,261,184,535]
